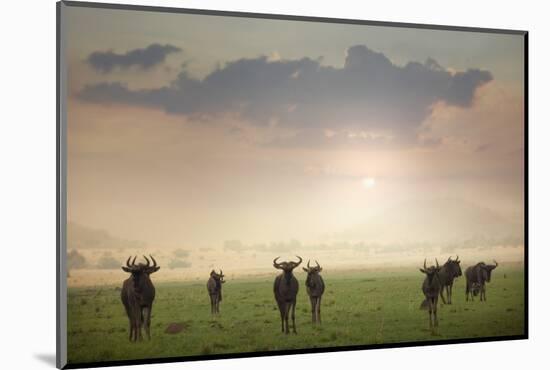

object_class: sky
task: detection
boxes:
[63,5,525,279]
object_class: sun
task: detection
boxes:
[362,177,376,189]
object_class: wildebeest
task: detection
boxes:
[438,256,462,304]
[419,259,446,330]
[302,260,325,324]
[121,255,160,341]
[465,260,498,302]
[273,256,302,334]
[207,269,225,315]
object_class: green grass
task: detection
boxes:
[67,267,524,365]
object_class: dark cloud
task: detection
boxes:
[87,43,181,73]
[79,45,492,147]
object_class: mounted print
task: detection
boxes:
[56,1,528,368]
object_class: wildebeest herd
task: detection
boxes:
[120,254,498,341]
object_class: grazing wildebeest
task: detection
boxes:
[303,260,325,324]
[419,259,446,330]
[438,256,462,304]
[207,269,225,315]
[465,260,498,302]
[121,255,160,342]
[273,256,302,334]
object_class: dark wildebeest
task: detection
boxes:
[465,260,498,302]
[273,256,302,334]
[303,260,325,324]
[207,269,225,315]
[438,256,462,304]
[121,255,160,342]
[419,259,446,330]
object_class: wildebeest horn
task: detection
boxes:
[448,256,452,262]
[315,260,320,269]
[493,259,498,267]
[143,255,150,267]
[423,258,427,270]
[294,255,303,266]
[273,257,281,268]
[307,260,311,268]
[435,258,440,268]
[219,269,223,276]
[456,255,460,262]
[131,256,137,266]
[126,256,132,267]
[150,255,157,267]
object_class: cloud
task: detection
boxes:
[87,43,181,73]
[78,45,492,147]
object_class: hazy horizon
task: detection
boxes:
[65,7,525,284]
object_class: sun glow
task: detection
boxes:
[362,177,376,189]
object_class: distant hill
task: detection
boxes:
[335,198,524,245]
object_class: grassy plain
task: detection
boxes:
[67,266,524,365]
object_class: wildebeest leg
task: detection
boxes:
[309,296,316,324]
[123,304,133,341]
[317,296,322,324]
[143,306,152,340]
[137,308,144,341]
[439,286,447,305]
[216,294,221,314]
[433,297,439,327]
[291,300,297,334]
[481,285,485,302]
[277,302,285,333]
[426,298,433,329]
[131,307,141,341]
[449,283,453,304]
[128,315,135,341]
[134,311,140,342]
[284,303,291,334]
[465,282,470,301]
[126,311,133,341]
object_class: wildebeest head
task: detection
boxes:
[302,260,322,275]
[419,258,442,283]
[122,255,160,286]
[210,269,225,284]
[445,255,462,278]
[480,260,498,282]
[273,256,302,273]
